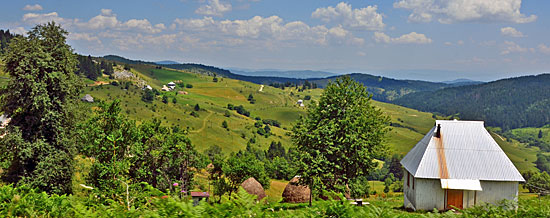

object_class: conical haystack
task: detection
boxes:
[282,176,310,203]
[241,177,266,201]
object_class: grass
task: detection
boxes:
[491,132,539,172]
[78,63,542,173]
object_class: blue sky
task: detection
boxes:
[1,0,549,81]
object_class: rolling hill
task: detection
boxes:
[74,57,538,173]
[103,55,471,102]
[393,74,550,130]
[230,69,336,79]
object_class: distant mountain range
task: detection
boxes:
[155,60,180,65]
[229,69,336,79]
[102,55,481,102]
[441,78,483,86]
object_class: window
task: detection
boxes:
[407,171,410,187]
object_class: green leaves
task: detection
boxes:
[293,76,390,197]
[0,22,81,195]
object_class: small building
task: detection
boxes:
[142,85,153,90]
[190,192,210,206]
[167,81,176,89]
[297,100,304,107]
[161,85,170,92]
[401,120,524,211]
[81,94,94,103]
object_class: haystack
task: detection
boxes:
[282,176,310,203]
[241,177,266,201]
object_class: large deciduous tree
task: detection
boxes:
[0,22,82,194]
[292,76,390,205]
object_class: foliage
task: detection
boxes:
[292,76,390,199]
[76,55,101,80]
[224,152,270,195]
[78,100,202,203]
[141,89,155,103]
[394,74,550,130]
[0,29,16,53]
[524,171,550,193]
[0,22,82,194]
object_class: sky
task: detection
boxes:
[1,0,549,81]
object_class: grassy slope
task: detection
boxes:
[83,64,540,173]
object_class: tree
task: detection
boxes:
[292,76,390,205]
[0,22,82,194]
[172,97,177,104]
[224,152,270,196]
[248,94,255,104]
[539,130,544,139]
[79,100,139,196]
[525,171,550,193]
[222,120,228,129]
[162,95,168,104]
[141,89,155,103]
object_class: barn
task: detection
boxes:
[400,120,524,211]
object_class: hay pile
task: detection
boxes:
[282,176,310,203]
[241,177,266,201]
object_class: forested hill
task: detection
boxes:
[102,55,464,102]
[392,74,550,130]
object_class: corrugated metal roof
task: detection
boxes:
[401,120,524,182]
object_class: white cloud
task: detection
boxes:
[500,27,526,37]
[312,2,385,31]
[22,10,165,34]
[374,32,432,44]
[68,32,102,44]
[22,12,73,26]
[539,44,550,54]
[500,41,528,55]
[23,4,43,11]
[394,0,537,24]
[173,16,364,46]
[195,0,232,17]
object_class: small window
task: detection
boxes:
[407,171,410,187]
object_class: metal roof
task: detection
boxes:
[401,120,524,182]
[191,192,210,197]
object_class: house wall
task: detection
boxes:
[414,178,445,211]
[477,181,518,205]
[404,178,519,211]
[403,169,415,209]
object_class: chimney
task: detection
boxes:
[435,124,441,138]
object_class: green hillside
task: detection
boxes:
[75,61,539,173]
[393,74,550,130]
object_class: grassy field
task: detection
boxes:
[78,62,542,173]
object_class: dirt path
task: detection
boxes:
[190,112,213,133]
[495,133,506,141]
[88,81,110,86]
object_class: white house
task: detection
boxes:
[167,82,176,90]
[400,120,524,211]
